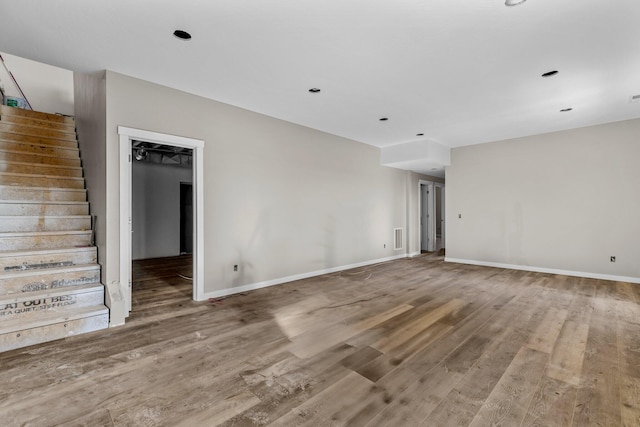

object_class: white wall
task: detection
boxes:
[132,161,192,260]
[446,118,640,282]
[1,51,74,115]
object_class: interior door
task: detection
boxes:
[421,184,429,251]
[421,184,436,252]
[426,184,435,251]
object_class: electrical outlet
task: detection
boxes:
[610,256,616,263]
[234,265,238,271]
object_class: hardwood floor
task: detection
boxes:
[1,254,639,426]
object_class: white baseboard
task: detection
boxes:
[444,257,640,284]
[200,253,409,301]
[408,251,421,257]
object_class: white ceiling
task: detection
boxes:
[1,0,639,159]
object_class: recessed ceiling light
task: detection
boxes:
[505,0,526,5]
[173,30,192,40]
[416,133,424,136]
[560,108,573,112]
[379,117,389,121]
[542,70,559,78]
[308,88,321,93]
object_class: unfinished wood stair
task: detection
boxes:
[0,105,108,352]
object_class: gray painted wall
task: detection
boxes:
[446,118,640,280]
[73,72,107,276]
[132,161,193,260]
[74,70,434,324]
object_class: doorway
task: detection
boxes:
[119,127,204,318]
[419,180,445,253]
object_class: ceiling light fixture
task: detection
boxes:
[505,0,526,6]
[135,148,148,161]
[560,108,573,112]
[541,70,559,78]
[308,88,321,93]
[379,117,389,121]
[173,30,192,40]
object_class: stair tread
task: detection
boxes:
[0,115,76,130]
[0,160,82,171]
[0,123,76,137]
[0,171,84,180]
[0,138,79,151]
[1,282,103,300]
[0,105,75,124]
[0,214,91,219]
[0,305,108,335]
[0,200,88,205]
[0,122,76,136]
[0,247,96,258]
[0,262,98,277]
[0,148,79,160]
[0,185,85,192]
[0,230,92,237]
[0,246,96,257]
[0,118,76,130]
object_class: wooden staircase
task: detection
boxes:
[0,105,108,352]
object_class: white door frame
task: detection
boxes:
[418,179,445,253]
[118,126,205,315]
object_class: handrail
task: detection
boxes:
[0,53,33,110]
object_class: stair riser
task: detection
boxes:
[0,150,80,167]
[0,313,108,352]
[0,115,76,132]
[0,204,88,216]
[0,187,86,202]
[0,132,78,148]
[0,248,97,271]
[0,288,103,319]
[0,105,75,125]
[0,123,76,142]
[0,140,79,158]
[0,174,84,189]
[0,269,100,296]
[0,233,92,251]
[0,217,91,233]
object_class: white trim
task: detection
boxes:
[118,133,132,314]
[444,257,640,284]
[118,126,205,318]
[201,254,408,300]
[408,251,421,257]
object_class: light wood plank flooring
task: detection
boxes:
[1,254,639,426]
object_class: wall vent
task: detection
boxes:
[394,228,404,250]
[630,94,640,103]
